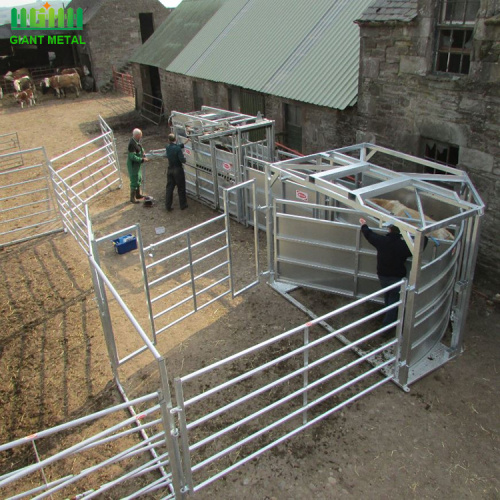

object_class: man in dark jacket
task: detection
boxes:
[359,218,412,328]
[165,133,188,211]
[127,128,148,204]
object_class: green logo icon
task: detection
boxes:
[11,3,83,31]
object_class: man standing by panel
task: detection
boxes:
[165,133,188,211]
[127,128,148,204]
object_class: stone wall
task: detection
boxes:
[357,1,500,286]
[84,0,171,88]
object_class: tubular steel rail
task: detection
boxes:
[113,66,135,98]
[173,282,405,494]
[141,92,164,125]
[0,392,176,499]
[0,146,63,248]
[50,131,122,205]
[0,132,21,166]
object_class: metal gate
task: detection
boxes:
[0,146,63,248]
[48,123,122,254]
[141,92,164,124]
[172,282,404,494]
[112,66,135,97]
[0,132,21,165]
[143,181,260,338]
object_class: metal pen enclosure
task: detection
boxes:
[0,108,486,499]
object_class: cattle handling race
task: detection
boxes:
[0,0,499,498]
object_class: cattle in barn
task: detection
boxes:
[4,68,31,81]
[13,75,34,93]
[371,198,455,241]
[41,73,82,98]
[15,89,36,108]
[58,65,90,78]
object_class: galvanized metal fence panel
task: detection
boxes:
[50,130,122,204]
[143,181,260,338]
[113,66,135,98]
[0,132,22,169]
[0,392,175,499]
[0,147,63,248]
[274,199,381,299]
[144,214,232,337]
[141,92,164,125]
[48,166,93,255]
[173,283,405,494]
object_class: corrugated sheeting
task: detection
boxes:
[130,0,227,69]
[166,0,374,110]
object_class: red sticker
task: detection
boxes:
[185,148,192,156]
[296,190,308,201]
[222,162,232,171]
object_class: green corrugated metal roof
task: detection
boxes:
[130,0,227,69]
[134,0,375,110]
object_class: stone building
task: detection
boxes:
[355,0,499,284]
[130,0,499,284]
[68,0,171,89]
[130,0,374,153]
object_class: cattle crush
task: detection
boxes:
[0,107,484,498]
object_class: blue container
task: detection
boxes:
[113,234,137,254]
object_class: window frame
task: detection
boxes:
[434,0,479,75]
[420,137,460,174]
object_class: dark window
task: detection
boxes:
[436,28,473,74]
[193,81,203,110]
[283,103,303,153]
[240,90,266,141]
[441,0,480,24]
[420,137,459,173]
[139,13,154,43]
[435,0,478,75]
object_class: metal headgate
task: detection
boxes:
[169,107,275,220]
[0,146,63,248]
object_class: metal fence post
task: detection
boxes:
[223,189,235,297]
[157,357,186,498]
[303,325,310,425]
[89,240,120,384]
[264,163,275,281]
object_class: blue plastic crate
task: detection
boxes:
[112,234,137,254]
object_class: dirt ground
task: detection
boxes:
[0,92,499,499]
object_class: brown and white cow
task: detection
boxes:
[58,66,90,78]
[41,73,82,98]
[15,89,36,108]
[13,75,34,93]
[4,68,31,81]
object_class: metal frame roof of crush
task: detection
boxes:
[270,143,484,253]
